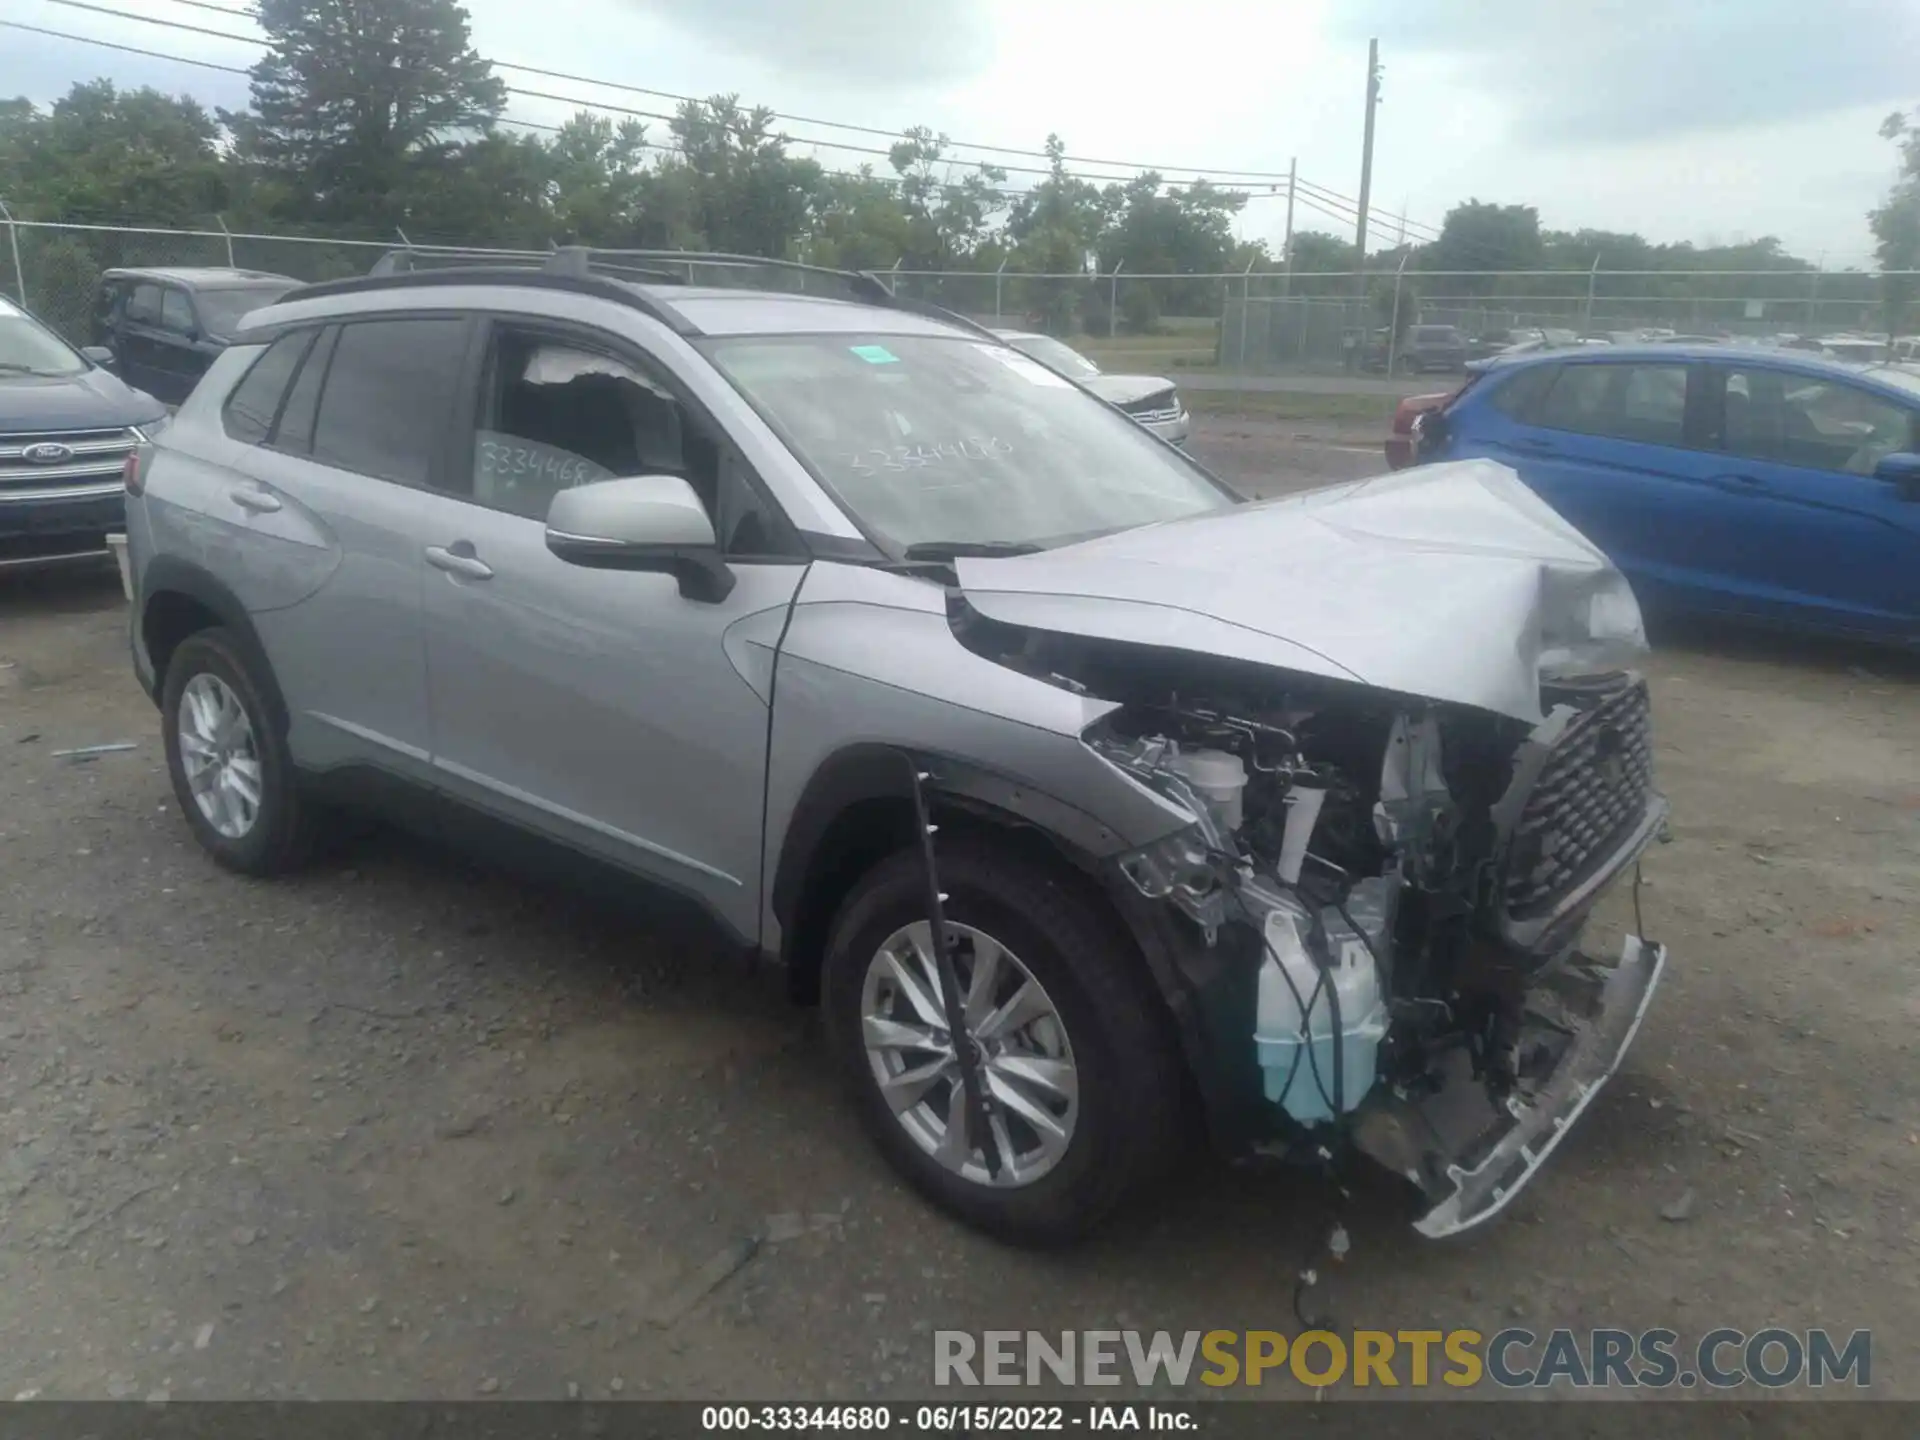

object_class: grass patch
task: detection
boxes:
[1184,389,1392,427]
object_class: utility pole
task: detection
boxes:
[1353,37,1381,307]
[1280,157,1297,297]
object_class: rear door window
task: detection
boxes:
[310,317,470,488]
[222,330,317,444]
[159,289,197,335]
[1489,363,1559,420]
[273,326,336,455]
[1535,362,1689,446]
[125,284,163,326]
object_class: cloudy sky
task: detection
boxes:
[3,0,1913,266]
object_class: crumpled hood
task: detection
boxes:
[1083,373,1179,407]
[954,459,1647,723]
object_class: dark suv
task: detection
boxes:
[95,268,299,406]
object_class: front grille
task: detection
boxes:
[1121,389,1181,425]
[1503,675,1656,917]
[0,426,138,498]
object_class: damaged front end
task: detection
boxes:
[953,595,1669,1238]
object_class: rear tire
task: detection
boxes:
[822,839,1183,1246]
[161,628,317,876]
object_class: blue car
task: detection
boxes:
[1403,345,1920,644]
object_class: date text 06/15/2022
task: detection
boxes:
[701,1405,1192,1432]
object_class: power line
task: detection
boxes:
[19,0,1440,255]
[142,0,1398,193]
[120,0,1435,229]
[0,19,1020,204]
[0,17,250,74]
[42,0,1311,197]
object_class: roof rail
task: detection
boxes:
[530,248,1002,338]
[304,245,1000,342]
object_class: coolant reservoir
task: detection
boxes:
[1172,748,1248,833]
[1253,895,1387,1125]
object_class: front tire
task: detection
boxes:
[161,628,317,876]
[822,839,1183,1245]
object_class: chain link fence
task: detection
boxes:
[6,218,1915,379]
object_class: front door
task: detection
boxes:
[117,282,169,398]
[1697,363,1920,637]
[419,319,810,941]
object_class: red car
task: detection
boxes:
[1383,389,1457,469]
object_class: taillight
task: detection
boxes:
[123,449,146,496]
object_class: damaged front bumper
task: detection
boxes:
[1354,933,1668,1239]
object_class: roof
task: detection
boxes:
[1475,342,1920,397]
[101,266,298,288]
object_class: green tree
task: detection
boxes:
[0,81,228,225]
[1871,109,1920,339]
[545,112,652,245]
[228,0,506,227]
[645,96,822,257]
[887,127,1007,267]
[1003,136,1109,331]
[1418,200,1543,293]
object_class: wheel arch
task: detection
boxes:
[139,555,289,732]
[771,744,1133,1001]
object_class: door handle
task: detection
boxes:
[228,486,281,513]
[1715,473,1768,491]
[1513,435,1559,454]
[424,543,494,581]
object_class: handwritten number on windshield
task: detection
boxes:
[844,439,1011,475]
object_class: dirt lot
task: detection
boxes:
[2,415,1917,1403]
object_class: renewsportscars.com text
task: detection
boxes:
[933,1328,1872,1391]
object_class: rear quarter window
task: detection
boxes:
[1487,363,1559,420]
[222,331,317,445]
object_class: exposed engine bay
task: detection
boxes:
[952,599,1671,1236]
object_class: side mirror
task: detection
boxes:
[1872,451,1920,500]
[81,345,117,372]
[544,474,735,602]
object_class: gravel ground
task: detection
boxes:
[1,416,1916,1403]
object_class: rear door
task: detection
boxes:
[1450,357,1725,603]
[153,288,205,404]
[242,314,472,776]
[1695,362,1920,636]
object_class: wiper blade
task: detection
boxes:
[901,540,1044,561]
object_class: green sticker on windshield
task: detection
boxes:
[850,344,900,365]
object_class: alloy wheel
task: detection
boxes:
[859,920,1079,1187]
[177,672,263,839]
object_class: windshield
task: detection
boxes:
[703,334,1233,552]
[0,304,87,378]
[196,285,297,338]
[1002,334,1101,380]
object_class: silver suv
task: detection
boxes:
[125,249,1670,1245]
